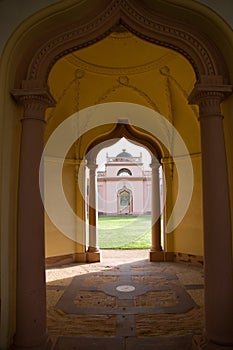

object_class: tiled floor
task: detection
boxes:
[46,250,204,349]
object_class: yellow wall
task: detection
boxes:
[171,156,203,256]
[45,32,203,258]
[45,160,78,257]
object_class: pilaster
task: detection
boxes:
[189,81,233,349]
[11,83,55,350]
[75,159,87,256]
[150,158,163,262]
[87,161,101,263]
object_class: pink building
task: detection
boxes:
[97,150,151,216]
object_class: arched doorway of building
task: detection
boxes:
[1,0,233,349]
[84,123,165,259]
[117,187,133,214]
[86,136,164,251]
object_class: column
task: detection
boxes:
[11,86,55,349]
[74,159,87,263]
[150,158,164,262]
[87,161,101,262]
[190,87,233,349]
[161,159,174,259]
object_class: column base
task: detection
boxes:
[149,250,165,262]
[192,335,233,350]
[87,250,101,263]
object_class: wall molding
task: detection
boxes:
[17,0,229,88]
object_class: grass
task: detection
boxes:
[98,215,151,249]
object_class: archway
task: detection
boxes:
[83,121,165,262]
[118,188,132,214]
[1,0,233,349]
[87,135,163,254]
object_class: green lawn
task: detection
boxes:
[98,215,151,249]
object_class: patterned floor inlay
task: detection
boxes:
[55,265,196,315]
[46,251,204,349]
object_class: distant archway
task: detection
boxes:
[117,168,132,177]
[118,187,132,215]
[85,122,163,254]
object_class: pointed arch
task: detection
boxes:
[17,0,228,86]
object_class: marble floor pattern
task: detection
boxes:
[46,250,204,350]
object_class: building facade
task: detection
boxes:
[97,150,151,215]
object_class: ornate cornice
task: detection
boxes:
[121,1,209,74]
[24,0,230,89]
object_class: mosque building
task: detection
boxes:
[97,150,152,216]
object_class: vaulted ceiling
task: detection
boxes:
[45,29,200,157]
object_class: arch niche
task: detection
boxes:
[118,187,133,214]
[6,0,233,349]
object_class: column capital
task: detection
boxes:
[11,80,56,122]
[87,162,98,171]
[188,79,232,119]
[150,158,160,170]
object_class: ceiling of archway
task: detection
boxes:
[71,31,172,68]
[46,30,200,157]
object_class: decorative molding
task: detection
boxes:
[94,81,122,105]
[160,66,175,172]
[94,76,160,113]
[120,0,224,78]
[161,152,201,164]
[72,69,84,114]
[86,121,162,159]
[160,66,198,119]
[23,0,230,89]
[192,335,210,350]
[44,155,81,165]
[46,68,84,123]
[14,0,232,127]
[160,66,174,125]
[66,51,176,76]
[161,152,201,179]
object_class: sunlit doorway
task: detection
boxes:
[86,137,164,251]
